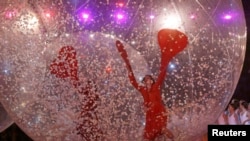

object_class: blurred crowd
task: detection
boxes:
[216,99,250,125]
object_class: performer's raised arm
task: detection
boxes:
[155,56,170,87]
[115,40,140,90]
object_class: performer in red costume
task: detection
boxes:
[49,46,102,140]
[115,29,188,141]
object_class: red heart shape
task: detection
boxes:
[158,29,188,62]
[49,46,78,81]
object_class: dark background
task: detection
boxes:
[1,0,250,140]
[232,0,250,102]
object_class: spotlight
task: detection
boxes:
[223,14,232,20]
[116,13,124,20]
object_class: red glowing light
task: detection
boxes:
[45,12,51,18]
[116,2,124,7]
[105,66,112,73]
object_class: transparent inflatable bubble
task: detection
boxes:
[0,102,13,133]
[0,0,246,141]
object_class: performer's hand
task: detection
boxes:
[115,40,128,59]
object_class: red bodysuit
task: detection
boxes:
[116,28,188,140]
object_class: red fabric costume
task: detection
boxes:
[116,29,188,140]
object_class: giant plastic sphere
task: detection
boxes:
[0,0,246,141]
[0,102,13,133]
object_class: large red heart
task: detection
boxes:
[49,46,78,81]
[158,29,188,62]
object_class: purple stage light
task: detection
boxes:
[116,13,124,20]
[82,13,89,20]
[111,8,128,24]
[113,11,127,24]
[77,10,91,23]
[223,14,232,20]
[114,10,128,23]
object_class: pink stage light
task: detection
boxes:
[116,13,124,20]
[223,14,232,20]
